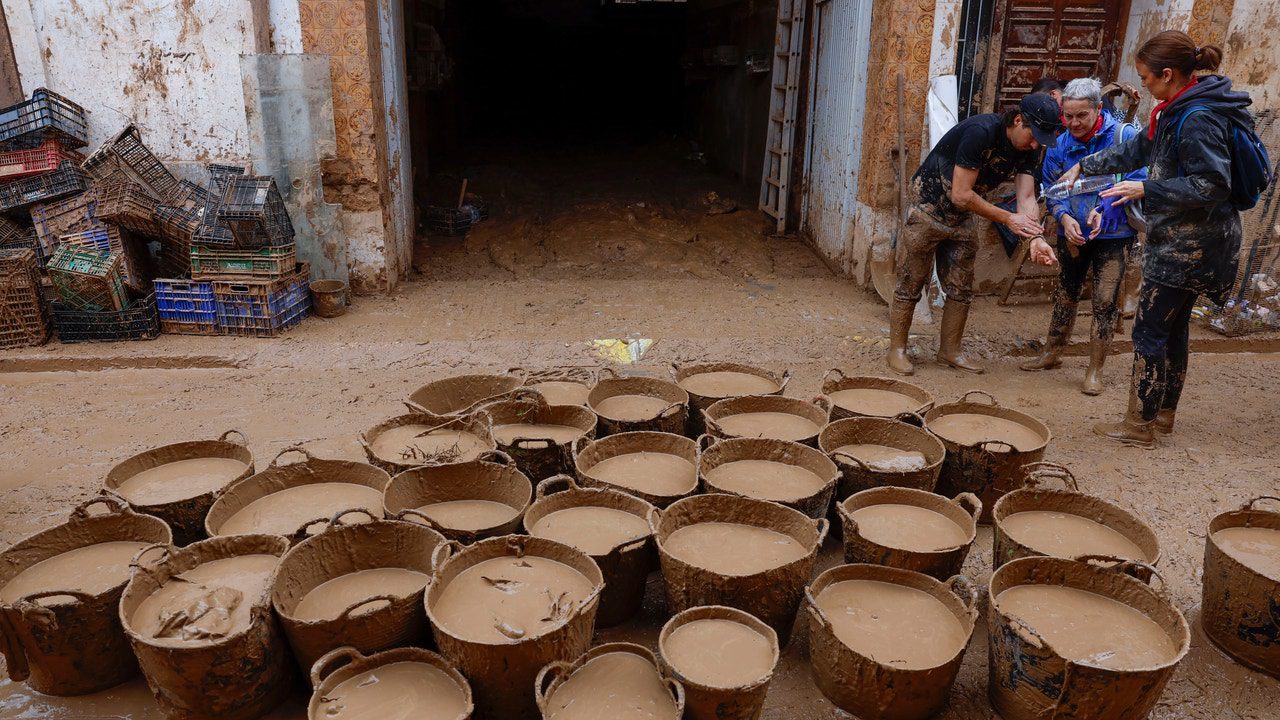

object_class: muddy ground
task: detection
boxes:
[2,146,1278,718]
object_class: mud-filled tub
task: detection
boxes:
[535,643,684,720]
[587,373,689,437]
[523,476,657,627]
[120,534,293,720]
[672,362,790,436]
[574,431,700,508]
[308,645,473,720]
[988,556,1190,720]
[992,462,1159,569]
[517,367,598,407]
[925,391,1050,523]
[383,451,533,544]
[818,415,946,499]
[425,535,605,720]
[658,605,780,720]
[0,496,172,696]
[406,373,523,418]
[698,436,839,520]
[103,430,254,545]
[819,369,934,422]
[360,411,496,475]
[703,394,829,446]
[485,393,598,480]
[837,487,981,581]
[204,447,390,541]
[1202,495,1280,678]
[272,510,452,675]
[652,494,827,645]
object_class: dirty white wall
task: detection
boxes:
[1221,0,1280,110]
[1115,0,1194,118]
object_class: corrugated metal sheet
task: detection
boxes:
[802,0,874,270]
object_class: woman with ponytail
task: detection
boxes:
[1056,30,1255,447]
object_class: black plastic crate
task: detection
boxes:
[0,161,90,213]
[0,89,88,150]
[422,204,476,236]
[190,166,246,248]
[52,292,159,343]
[216,176,295,247]
[81,124,184,204]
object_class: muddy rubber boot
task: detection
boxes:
[936,300,984,374]
[886,299,916,376]
[1081,341,1108,396]
[1153,409,1175,434]
[1020,302,1075,372]
[1092,380,1155,448]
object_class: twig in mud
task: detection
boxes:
[541,590,572,624]
[400,440,464,464]
[481,576,522,593]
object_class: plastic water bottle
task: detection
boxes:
[1043,174,1121,200]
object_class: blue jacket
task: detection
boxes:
[1042,113,1146,240]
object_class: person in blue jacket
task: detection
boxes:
[1021,78,1146,395]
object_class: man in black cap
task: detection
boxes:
[886,93,1064,375]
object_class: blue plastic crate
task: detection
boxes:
[154,279,218,335]
[213,265,310,338]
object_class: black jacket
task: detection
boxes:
[1080,74,1252,303]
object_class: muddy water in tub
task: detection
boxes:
[679,371,779,398]
[414,500,519,532]
[849,504,969,552]
[928,414,1042,451]
[704,459,825,502]
[815,579,968,670]
[292,567,431,622]
[1001,511,1149,561]
[828,388,920,417]
[316,660,468,720]
[995,585,1178,669]
[217,483,383,537]
[665,618,774,687]
[116,458,248,505]
[833,444,928,472]
[370,426,487,464]
[716,412,819,442]
[492,423,584,445]
[594,394,673,422]
[1212,526,1280,580]
[130,554,278,644]
[530,506,651,555]
[664,522,807,575]
[528,381,591,407]
[589,451,697,497]
[0,541,150,602]
[544,651,678,720]
[432,556,594,643]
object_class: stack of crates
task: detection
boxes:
[0,248,50,348]
[0,90,88,214]
[157,162,308,337]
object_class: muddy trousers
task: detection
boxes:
[894,208,977,305]
[1131,282,1198,421]
[1046,237,1133,346]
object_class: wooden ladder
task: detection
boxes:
[758,0,807,233]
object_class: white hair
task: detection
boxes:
[1062,78,1103,107]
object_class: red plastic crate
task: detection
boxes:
[0,138,84,182]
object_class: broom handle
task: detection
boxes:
[457,178,469,209]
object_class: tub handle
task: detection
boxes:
[430,541,464,573]
[893,411,927,428]
[598,366,621,380]
[478,449,515,466]
[1005,615,1048,650]
[664,675,686,708]
[803,588,834,633]
[15,589,96,609]
[646,506,664,535]
[1075,555,1165,593]
[958,389,999,406]
[329,507,380,528]
[290,515,335,544]
[944,575,979,614]
[696,433,719,453]
[535,661,574,713]
[337,595,397,621]
[470,407,496,433]
[821,367,847,388]
[218,429,248,446]
[658,401,684,419]
[778,368,793,391]
[832,451,872,473]
[977,440,1016,454]
[514,438,555,450]
[310,646,364,688]
[1243,495,1280,512]
[270,445,315,467]
[395,508,448,534]
[535,475,580,499]
[130,543,173,570]
[507,366,530,380]
[70,494,129,520]
[603,536,651,559]
[1024,462,1080,491]
[811,395,833,415]
[813,518,830,545]
[951,492,984,521]
[668,362,683,381]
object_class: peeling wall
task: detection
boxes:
[1116,0,1194,119]
[1221,0,1280,109]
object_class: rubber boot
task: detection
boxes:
[886,299,916,376]
[1153,409,1175,434]
[1021,300,1075,372]
[936,299,984,374]
[1081,340,1108,396]
[1092,377,1155,448]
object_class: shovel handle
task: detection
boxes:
[310,646,364,688]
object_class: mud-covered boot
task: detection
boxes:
[1092,380,1155,448]
[1081,341,1108,396]
[1153,409,1175,434]
[886,299,916,376]
[936,299,984,374]
[1020,302,1075,372]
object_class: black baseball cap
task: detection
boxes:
[1020,93,1065,148]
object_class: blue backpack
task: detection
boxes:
[1175,105,1273,211]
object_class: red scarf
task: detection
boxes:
[1078,113,1104,144]
[1148,76,1198,139]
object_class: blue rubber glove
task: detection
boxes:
[1097,192,1127,235]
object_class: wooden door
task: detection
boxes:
[993,0,1129,110]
